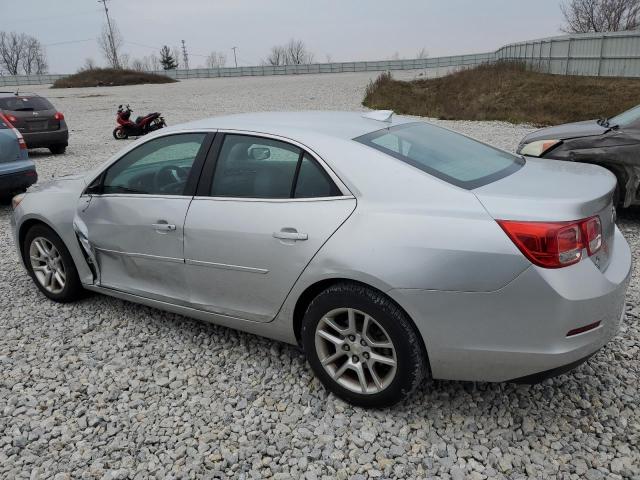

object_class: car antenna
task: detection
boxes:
[14,88,19,96]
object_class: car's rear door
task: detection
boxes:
[77,132,213,303]
[183,132,356,322]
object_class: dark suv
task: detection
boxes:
[0,92,68,154]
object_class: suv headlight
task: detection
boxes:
[519,139,561,157]
[11,193,25,210]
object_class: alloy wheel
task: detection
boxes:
[314,307,397,394]
[29,237,66,294]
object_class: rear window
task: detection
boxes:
[354,122,524,189]
[0,96,54,112]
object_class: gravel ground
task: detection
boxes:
[1,72,638,479]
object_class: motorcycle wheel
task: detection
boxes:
[113,127,128,140]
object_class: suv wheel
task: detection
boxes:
[49,145,66,155]
[301,282,428,408]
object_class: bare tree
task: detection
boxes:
[206,51,227,68]
[264,45,287,65]
[416,47,429,59]
[172,47,181,69]
[147,53,161,71]
[389,51,401,61]
[0,32,27,75]
[131,58,145,71]
[561,0,640,32]
[284,39,314,64]
[98,21,124,68]
[21,37,47,74]
[81,57,97,71]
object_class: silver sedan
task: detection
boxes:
[11,111,631,407]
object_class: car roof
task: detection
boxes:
[0,91,40,98]
[165,111,416,141]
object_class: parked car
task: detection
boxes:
[0,92,68,154]
[11,111,631,407]
[0,113,37,202]
[517,104,640,208]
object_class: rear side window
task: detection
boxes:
[0,96,54,112]
[354,122,524,189]
[209,134,342,199]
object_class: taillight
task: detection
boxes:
[498,215,602,269]
[6,114,17,123]
[582,216,602,255]
[14,129,27,149]
[54,112,65,120]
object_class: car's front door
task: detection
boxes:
[183,133,356,322]
[76,132,211,303]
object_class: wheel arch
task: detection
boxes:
[291,277,430,373]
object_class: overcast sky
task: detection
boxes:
[2,0,565,73]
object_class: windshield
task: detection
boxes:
[0,96,54,112]
[354,122,524,189]
[609,104,640,127]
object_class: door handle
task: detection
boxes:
[273,228,308,241]
[152,223,176,232]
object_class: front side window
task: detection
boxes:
[210,134,341,199]
[355,122,524,189]
[103,133,206,195]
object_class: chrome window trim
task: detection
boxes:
[190,195,354,203]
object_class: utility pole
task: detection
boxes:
[181,40,189,70]
[232,46,238,68]
[98,0,119,69]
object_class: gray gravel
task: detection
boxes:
[1,72,639,479]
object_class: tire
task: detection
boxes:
[301,282,428,408]
[23,224,84,303]
[113,127,128,140]
[49,145,66,155]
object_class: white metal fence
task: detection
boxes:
[496,30,640,77]
[1,31,639,87]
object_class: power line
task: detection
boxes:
[45,38,96,47]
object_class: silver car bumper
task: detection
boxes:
[390,226,632,382]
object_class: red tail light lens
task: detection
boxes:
[582,216,602,255]
[498,216,602,269]
[6,114,18,123]
[54,112,65,120]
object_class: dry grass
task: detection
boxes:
[363,62,640,126]
[52,68,177,89]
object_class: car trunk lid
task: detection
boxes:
[9,109,60,133]
[473,157,617,271]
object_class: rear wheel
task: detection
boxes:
[23,224,83,302]
[301,282,427,408]
[49,145,66,155]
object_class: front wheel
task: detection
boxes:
[113,127,128,140]
[301,282,428,408]
[23,224,84,303]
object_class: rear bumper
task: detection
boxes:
[0,168,37,194]
[23,125,68,148]
[389,226,632,382]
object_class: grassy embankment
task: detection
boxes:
[52,68,177,88]
[363,62,640,126]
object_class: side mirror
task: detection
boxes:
[85,175,103,195]
[248,146,271,161]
